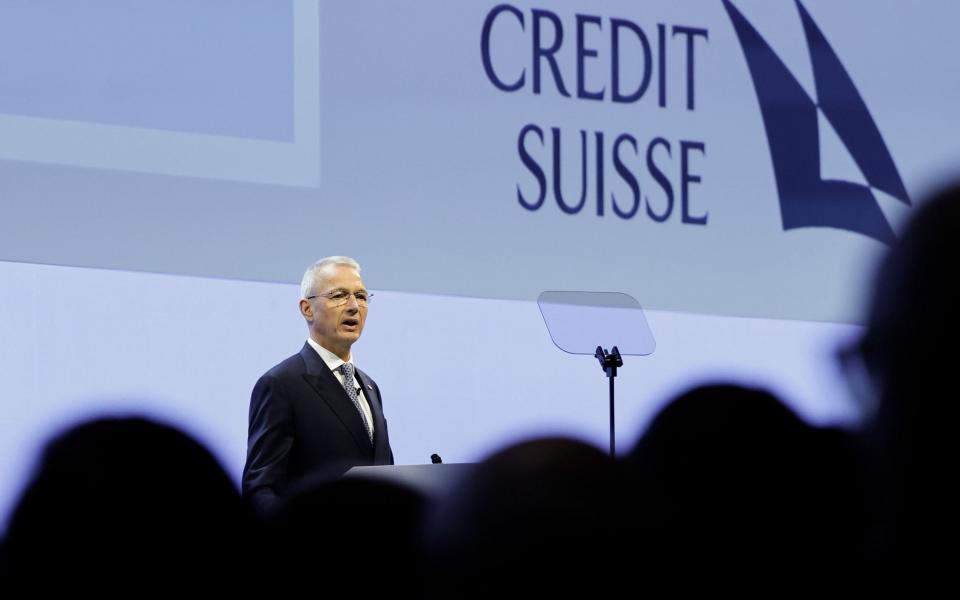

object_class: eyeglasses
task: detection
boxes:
[306,289,372,307]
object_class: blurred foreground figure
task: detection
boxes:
[268,475,427,596]
[625,384,865,583]
[423,437,626,597]
[2,417,250,591]
[853,183,960,565]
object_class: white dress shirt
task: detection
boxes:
[306,338,375,436]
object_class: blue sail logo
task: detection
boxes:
[723,1,910,244]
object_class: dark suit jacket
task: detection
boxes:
[242,342,394,512]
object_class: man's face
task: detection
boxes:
[300,265,368,358]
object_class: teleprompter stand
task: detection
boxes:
[537,292,656,457]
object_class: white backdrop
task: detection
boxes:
[0,259,862,530]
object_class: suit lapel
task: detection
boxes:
[299,343,372,455]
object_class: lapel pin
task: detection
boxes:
[366,384,373,390]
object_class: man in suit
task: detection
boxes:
[242,256,394,513]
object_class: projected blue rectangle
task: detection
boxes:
[0,0,294,141]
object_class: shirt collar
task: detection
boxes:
[306,338,353,372]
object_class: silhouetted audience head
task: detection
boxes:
[423,437,625,596]
[858,182,959,414]
[268,475,427,595]
[853,182,960,560]
[2,416,249,591]
[625,384,864,576]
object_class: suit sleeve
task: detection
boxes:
[241,374,295,514]
[374,379,395,466]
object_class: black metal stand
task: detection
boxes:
[595,345,623,457]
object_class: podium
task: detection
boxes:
[343,463,475,497]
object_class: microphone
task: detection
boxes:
[430,453,443,464]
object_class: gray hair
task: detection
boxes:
[300,256,362,299]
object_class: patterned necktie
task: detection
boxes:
[339,363,373,443]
